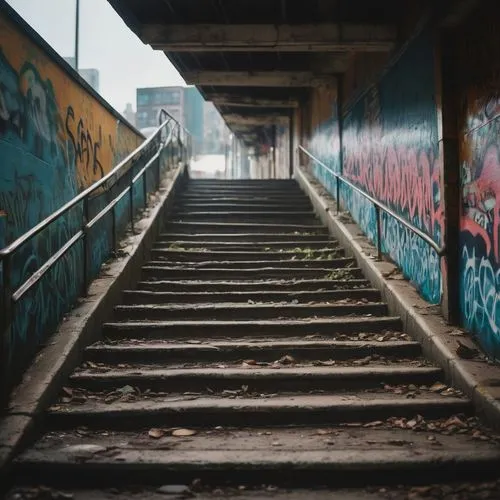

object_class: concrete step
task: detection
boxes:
[156,235,333,244]
[121,288,380,304]
[43,394,471,431]
[179,195,314,204]
[171,214,320,224]
[145,257,355,269]
[140,265,362,280]
[68,365,441,394]
[113,302,388,321]
[102,316,402,339]
[182,187,305,194]
[172,210,317,218]
[188,179,297,189]
[175,203,314,211]
[84,339,421,364]
[14,423,498,489]
[135,278,372,293]
[164,221,327,234]
[150,248,345,261]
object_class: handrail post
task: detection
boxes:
[111,203,117,253]
[157,148,162,190]
[0,253,12,407]
[337,74,344,215]
[177,124,181,166]
[129,168,135,233]
[336,179,341,214]
[82,197,90,296]
[142,157,148,209]
[1,254,12,340]
[374,205,382,261]
[289,109,294,178]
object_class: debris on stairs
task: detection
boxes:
[6,179,500,499]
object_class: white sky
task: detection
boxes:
[6,0,186,113]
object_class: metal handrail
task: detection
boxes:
[1,118,169,259]
[0,108,190,324]
[298,145,445,258]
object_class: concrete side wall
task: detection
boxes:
[305,3,500,360]
[0,4,144,398]
[457,2,500,359]
[308,27,443,306]
[0,5,143,245]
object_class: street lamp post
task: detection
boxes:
[75,0,80,70]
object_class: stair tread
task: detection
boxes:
[145,258,354,266]
[115,302,384,311]
[19,425,491,463]
[86,339,418,351]
[122,289,379,303]
[136,279,370,287]
[104,316,401,327]
[71,365,439,379]
[47,392,468,416]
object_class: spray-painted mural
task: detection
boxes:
[0,6,143,393]
[458,7,500,359]
[310,29,443,304]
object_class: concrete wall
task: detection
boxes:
[306,5,500,361]
[457,2,500,360]
[309,27,443,306]
[0,3,144,395]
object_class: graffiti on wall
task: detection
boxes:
[457,2,500,359]
[460,92,500,358]
[0,9,143,387]
[310,29,443,304]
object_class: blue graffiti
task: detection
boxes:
[309,29,443,305]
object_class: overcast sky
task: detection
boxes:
[6,0,186,113]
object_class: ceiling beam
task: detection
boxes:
[225,114,289,126]
[184,71,337,87]
[211,95,299,108]
[142,23,396,52]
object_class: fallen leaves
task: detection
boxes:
[276,354,296,365]
[456,340,480,359]
[172,428,197,437]
[429,382,448,393]
[148,427,197,439]
[148,428,165,439]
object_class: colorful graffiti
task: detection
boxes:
[310,29,443,304]
[457,1,500,360]
[0,7,143,393]
[459,94,500,358]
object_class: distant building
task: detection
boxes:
[122,103,136,127]
[64,57,100,92]
[136,86,204,154]
[202,102,228,155]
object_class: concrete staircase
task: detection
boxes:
[9,179,500,496]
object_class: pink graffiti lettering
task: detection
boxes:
[343,133,442,235]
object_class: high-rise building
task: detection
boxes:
[202,102,228,155]
[64,57,100,92]
[136,86,204,154]
[122,103,136,127]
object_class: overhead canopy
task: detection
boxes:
[107,0,412,148]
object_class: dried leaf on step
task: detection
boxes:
[277,354,296,365]
[148,428,165,439]
[456,340,479,359]
[429,382,447,393]
[172,428,197,437]
[62,387,73,397]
